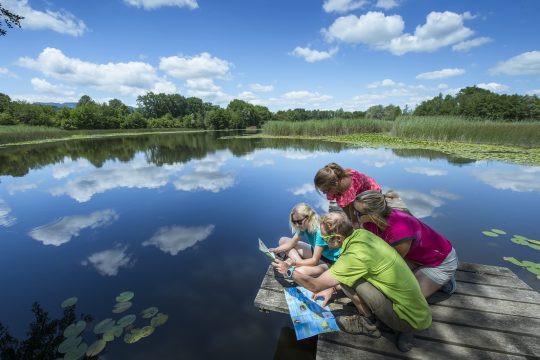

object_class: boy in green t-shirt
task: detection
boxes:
[272,212,432,352]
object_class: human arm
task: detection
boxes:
[289,245,324,267]
[270,232,301,253]
[392,238,412,257]
[312,287,338,307]
[272,259,339,293]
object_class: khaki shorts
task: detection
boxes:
[416,247,458,285]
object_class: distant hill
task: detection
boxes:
[35,102,77,108]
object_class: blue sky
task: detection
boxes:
[1,0,540,111]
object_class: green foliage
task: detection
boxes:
[0,3,24,36]
[274,108,365,122]
[263,118,393,136]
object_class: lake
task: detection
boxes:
[0,131,539,359]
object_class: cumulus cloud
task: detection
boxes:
[159,52,231,79]
[6,182,38,195]
[416,68,465,80]
[2,0,86,36]
[174,171,235,192]
[249,83,274,93]
[324,12,404,45]
[83,245,135,276]
[405,167,448,176]
[0,67,17,78]
[18,48,176,96]
[476,82,509,93]
[290,183,315,196]
[367,79,404,88]
[0,199,17,227]
[123,0,198,10]
[489,51,540,76]
[185,78,231,103]
[142,225,215,255]
[323,0,368,13]
[452,37,492,52]
[282,91,332,103]
[292,46,338,63]
[471,169,540,193]
[375,0,399,9]
[28,209,118,246]
[31,78,75,97]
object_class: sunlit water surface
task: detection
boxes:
[1,131,539,359]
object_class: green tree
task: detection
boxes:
[0,2,23,36]
[0,92,11,112]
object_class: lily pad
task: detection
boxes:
[124,333,140,344]
[521,260,538,268]
[61,297,78,308]
[527,239,540,245]
[102,331,115,342]
[138,326,155,338]
[513,235,529,240]
[58,336,82,354]
[150,313,168,327]
[491,229,506,235]
[86,339,107,357]
[118,314,137,327]
[116,291,134,303]
[526,267,540,276]
[113,301,132,314]
[93,318,115,334]
[528,243,540,251]
[141,307,158,319]
[482,231,499,237]
[503,257,524,266]
[511,237,529,245]
[63,321,86,338]
[64,342,88,360]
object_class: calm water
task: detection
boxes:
[1,131,539,359]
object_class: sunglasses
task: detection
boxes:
[291,216,308,226]
[321,232,337,242]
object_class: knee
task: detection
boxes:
[279,237,290,246]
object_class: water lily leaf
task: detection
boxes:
[102,331,115,342]
[116,291,134,303]
[86,339,106,357]
[118,314,136,327]
[103,325,123,341]
[526,267,540,276]
[61,297,78,308]
[93,318,115,334]
[513,235,529,241]
[150,313,168,327]
[124,333,141,344]
[113,301,132,314]
[526,239,540,245]
[64,342,88,360]
[482,231,498,237]
[527,243,540,251]
[58,336,82,354]
[63,321,86,338]
[141,307,158,319]
[511,237,529,245]
[139,326,155,338]
[491,229,506,235]
[503,257,524,266]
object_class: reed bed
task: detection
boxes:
[262,118,393,136]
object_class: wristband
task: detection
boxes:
[286,266,296,279]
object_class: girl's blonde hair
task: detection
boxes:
[289,203,319,234]
[355,190,400,230]
[314,162,350,195]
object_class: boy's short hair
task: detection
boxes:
[320,212,354,238]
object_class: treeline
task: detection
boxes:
[0,92,272,130]
[414,86,540,121]
[274,104,402,121]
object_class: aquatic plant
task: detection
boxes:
[61,297,78,308]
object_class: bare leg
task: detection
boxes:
[341,284,372,317]
[287,241,313,263]
[295,264,328,277]
[414,271,442,298]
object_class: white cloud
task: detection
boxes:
[375,0,399,9]
[476,82,509,93]
[367,79,403,88]
[489,51,540,76]
[323,0,367,13]
[252,159,275,167]
[52,158,93,179]
[405,167,448,176]
[31,78,75,97]
[290,183,315,196]
[0,199,16,227]
[83,246,134,276]
[174,171,235,192]
[0,67,17,78]
[386,11,474,55]
[159,52,231,79]
[430,190,460,200]
[238,91,258,100]
[2,0,86,36]
[18,48,176,97]
[471,169,540,193]
[452,37,492,52]
[249,83,274,93]
[352,87,413,105]
[28,210,118,246]
[528,89,540,96]
[416,68,465,80]
[185,78,231,104]
[142,225,215,255]
[6,182,38,195]
[396,189,446,218]
[291,46,338,63]
[282,91,332,103]
[123,0,198,10]
[324,12,404,45]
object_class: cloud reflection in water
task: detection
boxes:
[142,225,215,255]
[82,245,134,276]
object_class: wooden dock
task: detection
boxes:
[254,263,540,359]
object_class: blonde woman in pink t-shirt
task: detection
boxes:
[314,163,381,225]
[354,190,459,298]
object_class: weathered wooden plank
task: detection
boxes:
[317,342,396,360]
[456,271,532,290]
[454,282,540,303]
[458,262,518,278]
[318,332,531,360]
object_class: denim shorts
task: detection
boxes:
[416,247,458,285]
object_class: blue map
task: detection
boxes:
[283,287,339,340]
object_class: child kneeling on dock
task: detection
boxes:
[270,203,341,276]
[272,211,432,352]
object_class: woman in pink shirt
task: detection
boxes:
[314,163,381,225]
[354,190,458,298]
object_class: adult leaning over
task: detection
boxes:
[354,190,459,297]
[272,211,432,352]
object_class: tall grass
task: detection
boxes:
[262,118,393,136]
[391,116,540,147]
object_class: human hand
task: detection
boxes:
[271,259,289,275]
[312,288,335,307]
